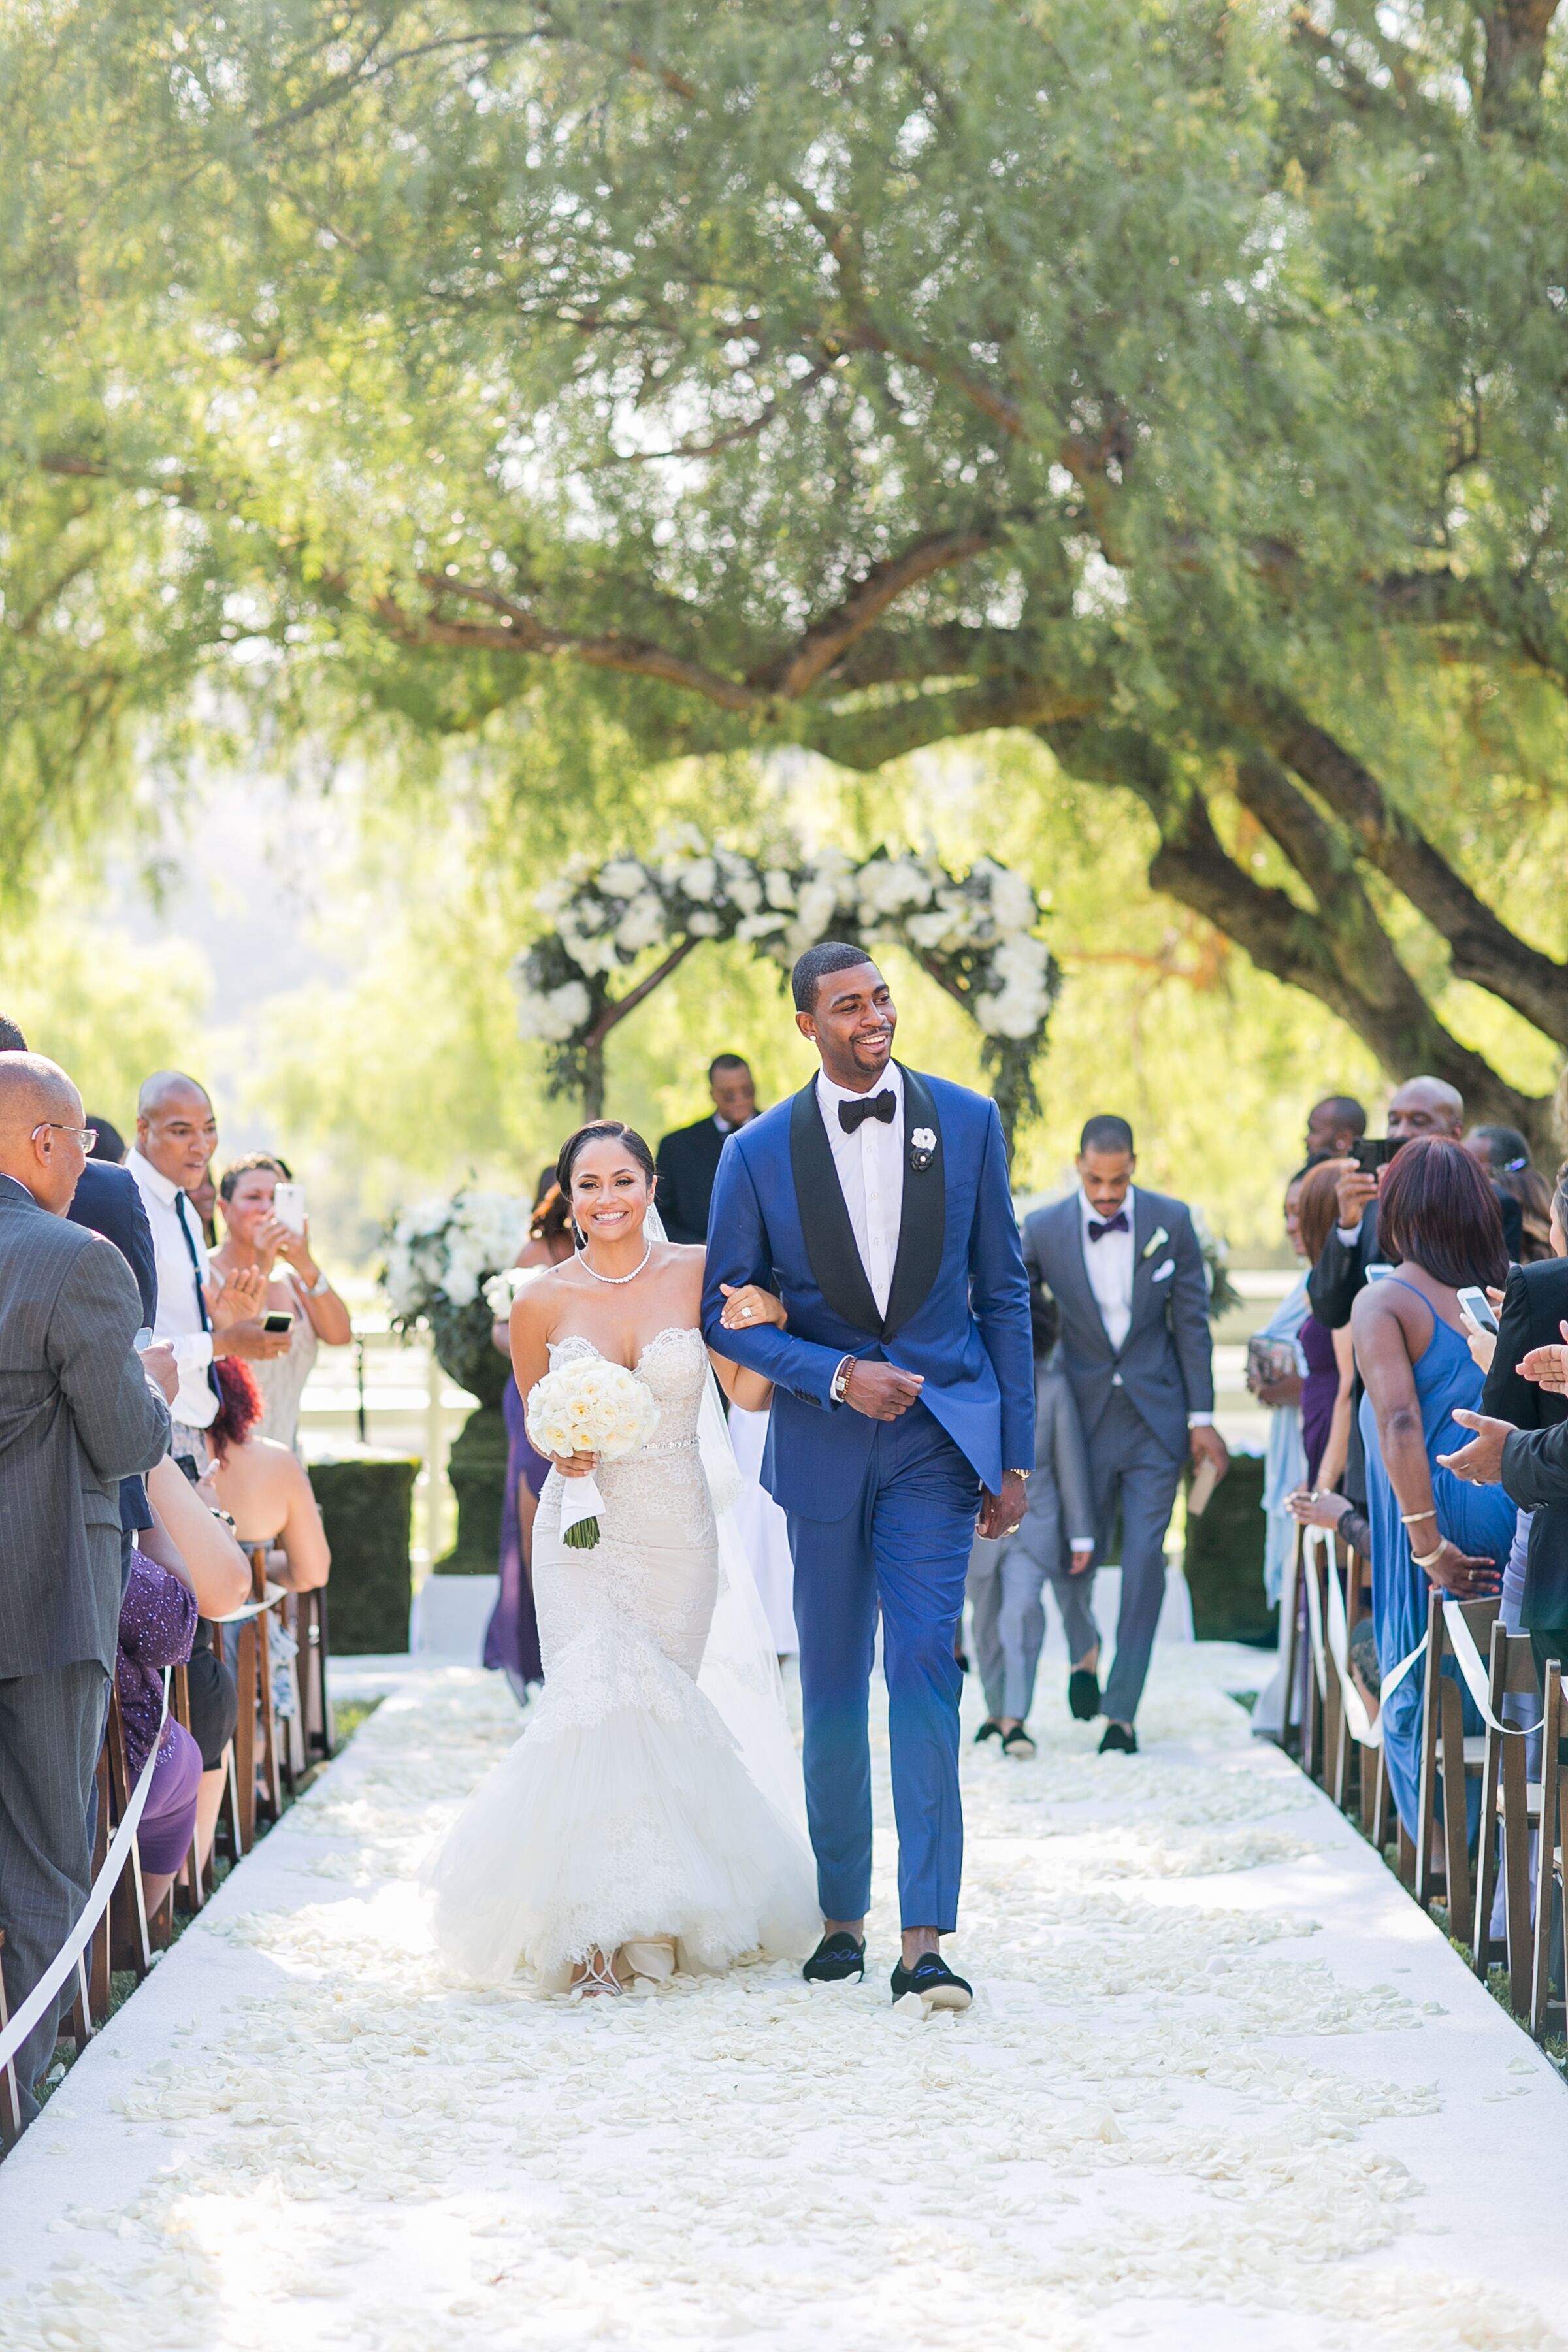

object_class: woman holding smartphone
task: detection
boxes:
[212,1153,351,1453]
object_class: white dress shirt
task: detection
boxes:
[125,1145,216,1429]
[1079,1183,1135,1353]
[817,1063,905,1319]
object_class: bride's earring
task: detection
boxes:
[571,1215,587,1250]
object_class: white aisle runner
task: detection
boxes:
[1,1652,1565,2351]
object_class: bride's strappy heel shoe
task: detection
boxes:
[619,1936,677,1994]
[570,1948,623,1999]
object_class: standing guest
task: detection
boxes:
[1465,1125,1556,1263]
[1247,1168,1312,1616]
[1352,1137,1514,1839]
[212,1154,351,1453]
[1022,1115,1228,1754]
[0,1054,171,2128]
[1471,1160,1568,1683]
[1294,1160,1357,1490]
[116,1547,204,1914]
[85,1117,127,1164]
[125,1072,282,1467]
[656,1055,759,1245]
[485,1177,576,1699]
[1305,1095,1367,1162]
[968,1276,1095,1754]
[189,1163,219,1250]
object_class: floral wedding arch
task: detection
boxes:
[510,830,1057,1149]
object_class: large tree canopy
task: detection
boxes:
[5,0,1568,1135]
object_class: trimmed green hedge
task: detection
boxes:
[308,1453,419,1654]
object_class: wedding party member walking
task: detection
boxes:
[1022,1116,1227,1754]
[485,1175,576,1699]
[0,1055,171,2126]
[655,1055,760,1245]
[968,1276,1094,1758]
[702,944,1034,2012]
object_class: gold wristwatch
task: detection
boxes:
[1005,1467,1032,1480]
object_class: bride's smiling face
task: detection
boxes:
[568,1136,653,1243]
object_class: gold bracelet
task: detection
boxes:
[1400,1509,1437,1527]
[1411,1543,1445,1570]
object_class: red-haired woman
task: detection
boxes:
[1352,1137,1516,1837]
[206,1358,331,1594]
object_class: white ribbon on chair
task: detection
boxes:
[1440,1598,1543,1738]
[1305,1526,1428,1751]
[0,1671,169,2079]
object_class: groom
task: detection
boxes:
[702,943,1034,2009]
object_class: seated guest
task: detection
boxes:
[0,1053,171,2127]
[206,1357,331,1592]
[1352,1137,1514,1840]
[142,1454,250,1870]
[212,1154,351,1453]
[486,1177,576,1699]
[655,1055,759,1244]
[968,1276,1094,1754]
[117,1549,204,1913]
[1465,1125,1555,1263]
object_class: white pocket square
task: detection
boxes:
[1151,1258,1176,1283]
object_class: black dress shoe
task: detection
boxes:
[1099,1721,1138,1755]
[974,1718,1002,1744]
[1068,1666,1101,1722]
[803,1932,866,1984]
[890,1954,973,2012]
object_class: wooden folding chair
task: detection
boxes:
[1296,1530,1328,1785]
[1414,1590,1498,1944]
[1471,1618,1544,2008]
[248,1546,284,1832]
[0,1929,24,2146]
[297,1584,336,1763]
[103,1687,154,1982]
[170,1663,204,1918]
[1343,1548,1394,1852]
[1530,1656,1565,2041]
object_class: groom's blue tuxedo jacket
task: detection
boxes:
[700,1066,1034,1518]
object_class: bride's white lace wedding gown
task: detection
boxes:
[423,1326,820,1987]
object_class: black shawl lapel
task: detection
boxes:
[882,1065,945,1337]
[788,1081,883,1337]
[1130,1188,1165,1327]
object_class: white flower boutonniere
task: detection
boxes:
[1141,1225,1169,1261]
[909,1125,938,1171]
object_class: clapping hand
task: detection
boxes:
[207,1264,266,1330]
[254,1210,313,1279]
[1437,1407,1513,1486]
[1518,1320,1568,1395]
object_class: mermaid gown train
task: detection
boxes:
[423,1327,819,1986]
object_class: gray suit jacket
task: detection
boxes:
[1021,1188,1215,1465]
[0,1176,172,1676]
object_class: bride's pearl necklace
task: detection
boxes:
[576,1237,653,1286]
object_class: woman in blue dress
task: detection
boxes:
[1352,1137,1514,1838]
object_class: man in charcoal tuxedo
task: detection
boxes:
[1478,1183,1568,1682]
[1022,1115,1227,1753]
[0,1056,171,2125]
[702,946,1033,2010]
[655,1056,759,1245]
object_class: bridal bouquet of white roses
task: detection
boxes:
[525,1357,662,1548]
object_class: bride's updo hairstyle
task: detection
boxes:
[555,1120,657,1207]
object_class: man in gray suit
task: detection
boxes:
[1022,1115,1227,1753]
[0,1054,171,2124]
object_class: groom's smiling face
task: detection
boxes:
[797,960,896,1092]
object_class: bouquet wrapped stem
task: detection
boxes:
[559,1469,608,1550]
[525,1356,662,1552]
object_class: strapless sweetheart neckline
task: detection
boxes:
[546,1324,702,1374]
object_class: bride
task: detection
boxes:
[422,1119,821,1996]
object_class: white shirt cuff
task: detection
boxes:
[1068,1535,1094,1550]
[1335,1224,1360,1247]
[1187,1412,1214,1428]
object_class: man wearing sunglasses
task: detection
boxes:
[0,1052,172,2130]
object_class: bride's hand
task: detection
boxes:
[719,1282,787,1331]
[549,1450,598,1479]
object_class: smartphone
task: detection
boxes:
[1456,1286,1499,1337]
[272,1181,306,1235]
[1352,1138,1399,1175]
[261,1309,295,1335]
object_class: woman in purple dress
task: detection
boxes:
[484,1177,576,1699]
[1296,1158,1357,1488]
[118,1550,204,1911]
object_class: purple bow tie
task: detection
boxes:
[1088,1211,1129,1242]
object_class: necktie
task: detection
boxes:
[839,1090,896,1135]
[175,1190,211,1329]
[1088,1211,1130,1242]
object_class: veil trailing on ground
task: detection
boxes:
[644,1204,810,1841]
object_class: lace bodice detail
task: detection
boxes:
[544,1325,708,1453]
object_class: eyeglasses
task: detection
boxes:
[33,1122,97,1152]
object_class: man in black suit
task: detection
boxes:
[655,1054,759,1245]
[1472,1169,1568,1678]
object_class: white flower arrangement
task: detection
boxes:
[381,1190,530,1320]
[510,830,1060,1142]
[525,1357,662,1547]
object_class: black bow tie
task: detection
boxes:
[839,1090,896,1135]
[1088,1211,1130,1241]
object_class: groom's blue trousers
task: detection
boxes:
[785,1402,981,1933]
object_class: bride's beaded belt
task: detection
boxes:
[635,1437,700,1458]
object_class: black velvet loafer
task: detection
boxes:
[1001,1724,1036,1759]
[889,1954,973,2012]
[802,1931,866,1984]
[1098,1721,1138,1755]
[974,1718,1003,1744]
[1068,1666,1101,1722]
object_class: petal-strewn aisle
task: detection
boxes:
[2,1650,1565,2351]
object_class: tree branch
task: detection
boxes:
[757,524,1006,699]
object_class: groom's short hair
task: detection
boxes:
[1079,1113,1134,1156]
[792,941,874,1013]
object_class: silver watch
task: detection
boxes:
[305,1267,332,1296]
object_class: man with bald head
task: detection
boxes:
[1307,1077,1467,1336]
[0,1054,171,2127]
